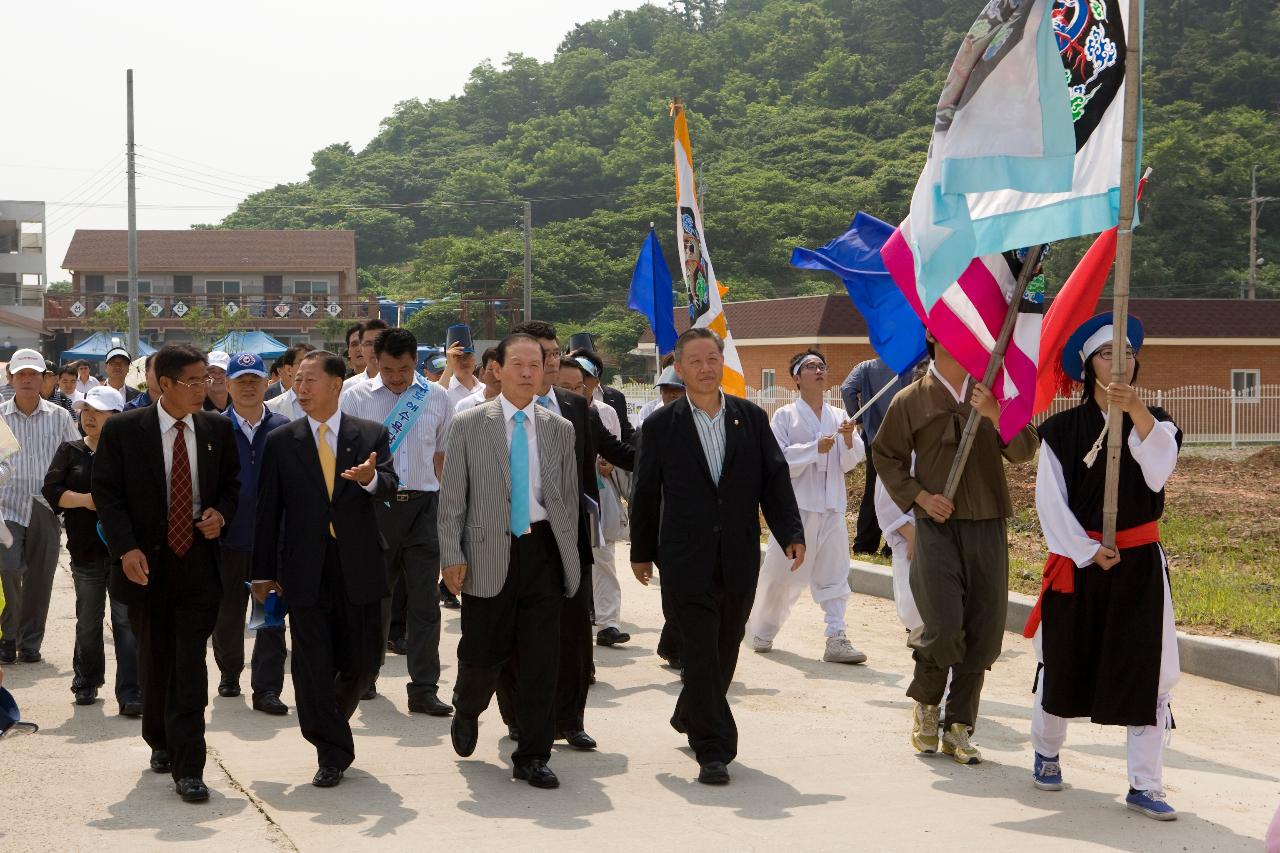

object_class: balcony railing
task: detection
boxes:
[45,293,380,327]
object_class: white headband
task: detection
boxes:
[1080,325,1132,364]
[791,354,826,377]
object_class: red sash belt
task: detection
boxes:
[1022,520,1161,638]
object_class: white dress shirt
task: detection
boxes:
[500,393,546,524]
[341,375,451,492]
[537,388,562,416]
[446,374,480,409]
[341,368,377,397]
[454,385,490,413]
[305,410,381,494]
[156,402,202,517]
[229,403,269,443]
[75,376,100,396]
[265,388,304,420]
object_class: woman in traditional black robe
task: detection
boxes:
[1025,313,1183,821]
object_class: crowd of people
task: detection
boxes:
[0,311,1182,822]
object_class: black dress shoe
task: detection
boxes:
[408,693,452,716]
[596,627,631,646]
[513,760,559,789]
[507,725,520,742]
[119,701,143,718]
[360,681,377,701]
[0,643,14,664]
[252,692,289,715]
[16,649,41,664]
[74,687,98,706]
[312,766,344,788]
[451,716,478,757]
[560,730,597,751]
[150,749,172,774]
[669,715,687,735]
[217,675,240,698]
[657,651,682,670]
[392,637,408,656]
[698,761,731,785]
[176,777,210,802]
[440,590,461,609]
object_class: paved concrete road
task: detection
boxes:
[2,546,1275,851]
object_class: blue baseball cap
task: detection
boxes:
[428,355,448,373]
[227,351,268,379]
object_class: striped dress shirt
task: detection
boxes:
[341,375,452,492]
[690,393,727,484]
[0,397,81,526]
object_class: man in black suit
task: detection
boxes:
[251,350,397,789]
[630,327,804,786]
[93,344,240,803]
[495,321,632,752]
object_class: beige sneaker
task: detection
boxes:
[748,635,772,653]
[941,723,983,765]
[911,702,940,754]
[822,632,868,664]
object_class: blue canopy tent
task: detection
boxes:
[61,332,157,363]
[210,330,289,358]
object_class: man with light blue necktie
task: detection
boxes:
[437,332,581,789]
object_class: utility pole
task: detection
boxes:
[1247,165,1276,301]
[522,200,532,322]
[126,70,140,355]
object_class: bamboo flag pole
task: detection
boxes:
[1101,0,1144,548]
[942,243,1047,502]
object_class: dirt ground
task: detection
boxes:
[849,445,1280,642]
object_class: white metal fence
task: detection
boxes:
[617,383,1280,446]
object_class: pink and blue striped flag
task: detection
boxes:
[881,219,1044,443]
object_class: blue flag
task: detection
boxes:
[627,228,677,356]
[790,212,926,375]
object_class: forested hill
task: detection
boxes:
[216,0,1280,355]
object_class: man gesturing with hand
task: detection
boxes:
[252,350,398,790]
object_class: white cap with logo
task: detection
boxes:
[7,348,46,374]
[74,385,126,412]
[207,351,231,372]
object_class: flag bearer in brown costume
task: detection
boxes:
[872,334,1037,765]
[1024,313,1182,821]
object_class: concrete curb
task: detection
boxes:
[847,559,1280,696]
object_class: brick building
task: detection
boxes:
[639,294,1280,397]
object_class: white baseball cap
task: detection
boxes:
[74,385,126,412]
[104,347,131,363]
[7,348,46,374]
[207,351,231,372]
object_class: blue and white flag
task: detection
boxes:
[908,0,1140,310]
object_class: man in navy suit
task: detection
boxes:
[252,350,397,789]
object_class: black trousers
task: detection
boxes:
[852,435,883,553]
[454,522,563,766]
[375,493,442,700]
[656,564,683,664]
[670,583,753,765]
[905,517,1008,731]
[212,546,286,698]
[288,539,382,770]
[127,539,220,782]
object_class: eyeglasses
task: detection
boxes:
[174,377,213,391]
[564,381,587,393]
[800,363,829,373]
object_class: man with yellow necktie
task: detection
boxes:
[252,351,398,789]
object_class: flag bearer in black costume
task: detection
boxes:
[1024,313,1182,821]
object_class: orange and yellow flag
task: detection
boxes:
[672,102,746,397]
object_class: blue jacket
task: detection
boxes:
[221,405,291,552]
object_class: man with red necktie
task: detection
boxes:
[93,344,240,804]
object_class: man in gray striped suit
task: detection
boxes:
[438,332,580,790]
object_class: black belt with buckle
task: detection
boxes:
[394,490,427,502]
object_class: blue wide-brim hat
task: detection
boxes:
[1063,312,1145,383]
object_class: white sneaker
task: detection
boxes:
[748,635,772,653]
[822,632,868,664]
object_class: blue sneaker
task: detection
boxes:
[1126,788,1178,821]
[1032,752,1063,791]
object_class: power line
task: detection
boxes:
[134,155,276,196]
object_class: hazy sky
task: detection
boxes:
[4,0,648,278]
